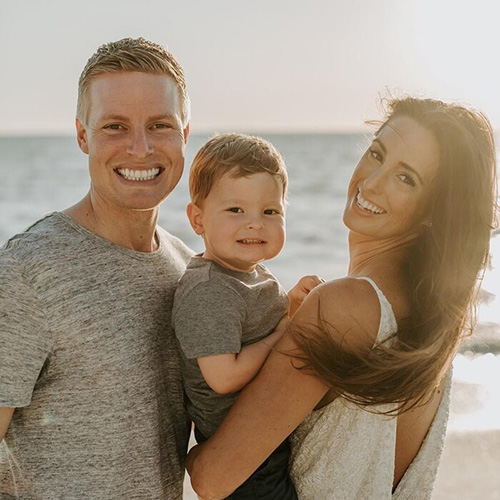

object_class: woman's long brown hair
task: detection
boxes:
[290,97,498,413]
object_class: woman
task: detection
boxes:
[186,97,498,499]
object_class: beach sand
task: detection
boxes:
[433,429,500,499]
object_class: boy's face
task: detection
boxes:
[190,171,286,272]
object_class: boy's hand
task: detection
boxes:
[288,275,324,317]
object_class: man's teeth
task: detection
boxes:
[239,239,264,244]
[117,168,160,181]
[356,192,385,214]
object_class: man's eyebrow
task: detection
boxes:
[98,113,177,122]
[149,113,178,121]
[372,138,424,185]
[98,114,129,122]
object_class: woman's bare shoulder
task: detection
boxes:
[293,277,383,352]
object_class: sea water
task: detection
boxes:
[1,134,499,434]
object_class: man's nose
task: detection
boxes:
[127,128,153,157]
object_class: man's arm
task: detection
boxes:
[197,322,287,394]
[0,408,14,440]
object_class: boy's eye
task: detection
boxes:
[228,207,243,213]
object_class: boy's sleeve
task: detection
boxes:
[0,251,52,407]
[173,281,247,359]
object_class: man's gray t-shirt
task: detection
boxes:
[172,255,289,439]
[0,212,193,499]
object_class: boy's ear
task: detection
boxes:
[187,202,205,235]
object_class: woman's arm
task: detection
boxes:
[188,332,329,499]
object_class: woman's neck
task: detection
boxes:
[347,231,416,277]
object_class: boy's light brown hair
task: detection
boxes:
[77,37,190,126]
[189,133,288,206]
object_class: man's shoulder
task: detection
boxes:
[2,212,65,256]
[157,226,194,261]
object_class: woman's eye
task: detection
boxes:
[369,148,383,161]
[264,209,279,215]
[398,174,416,186]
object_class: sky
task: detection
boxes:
[1,0,499,135]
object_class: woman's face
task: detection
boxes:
[343,116,440,241]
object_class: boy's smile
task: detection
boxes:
[189,171,286,272]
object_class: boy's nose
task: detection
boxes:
[247,217,264,230]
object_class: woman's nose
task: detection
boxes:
[363,166,386,194]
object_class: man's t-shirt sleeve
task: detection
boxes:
[173,281,246,359]
[0,252,52,407]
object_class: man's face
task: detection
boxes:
[76,72,189,212]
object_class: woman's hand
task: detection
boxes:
[288,274,325,317]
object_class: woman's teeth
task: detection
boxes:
[117,168,160,181]
[356,192,386,214]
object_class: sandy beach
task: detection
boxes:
[433,429,500,499]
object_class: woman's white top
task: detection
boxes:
[289,277,452,499]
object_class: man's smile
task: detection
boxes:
[116,167,162,181]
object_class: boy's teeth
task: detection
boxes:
[356,192,385,214]
[117,167,160,181]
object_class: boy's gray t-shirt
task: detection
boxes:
[0,212,193,499]
[172,255,289,439]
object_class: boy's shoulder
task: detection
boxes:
[178,255,243,294]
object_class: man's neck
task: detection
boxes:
[63,193,160,253]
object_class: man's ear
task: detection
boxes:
[76,118,89,154]
[187,202,204,235]
[183,123,190,145]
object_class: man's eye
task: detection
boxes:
[153,123,171,129]
[105,124,122,130]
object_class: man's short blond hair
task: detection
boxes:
[189,133,288,206]
[77,37,190,125]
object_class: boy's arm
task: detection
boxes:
[288,274,324,317]
[197,319,288,394]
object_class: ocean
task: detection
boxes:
[1,134,499,435]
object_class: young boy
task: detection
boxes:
[172,133,321,499]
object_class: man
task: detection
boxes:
[0,38,192,499]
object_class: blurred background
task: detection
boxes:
[1,1,499,497]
